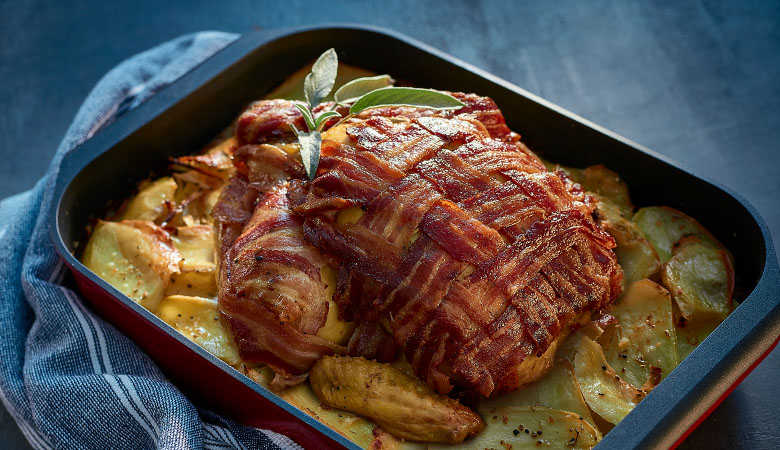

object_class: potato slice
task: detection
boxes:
[155,295,239,365]
[165,271,217,299]
[282,381,380,449]
[478,359,597,433]
[315,264,356,345]
[189,185,224,222]
[336,205,365,226]
[633,206,725,263]
[164,225,217,298]
[597,200,660,286]
[601,280,678,388]
[571,336,645,425]
[120,177,177,222]
[435,406,599,450]
[675,316,718,361]
[310,356,484,444]
[559,164,634,218]
[83,220,181,311]
[662,238,734,322]
[170,225,215,273]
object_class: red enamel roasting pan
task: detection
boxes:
[50,25,780,449]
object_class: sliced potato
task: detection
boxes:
[310,356,484,444]
[601,280,678,388]
[372,428,428,450]
[187,185,224,222]
[336,205,365,226]
[478,359,596,433]
[436,406,599,450]
[155,295,239,365]
[164,225,217,298]
[662,237,734,323]
[597,200,661,286]
[675,316,719,361]
[120,177,177,222]
[170,225,215,272]
[165,271,217,299]
[571,336,644,425]
[614,239,661,287]
[282,382,379,449]
[83,220,181,311]
[633,206,726,263]
[316,264,356,345]
[559,164,633,218]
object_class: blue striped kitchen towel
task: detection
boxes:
[0,31,300,450]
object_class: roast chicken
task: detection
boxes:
[215,93,623,397]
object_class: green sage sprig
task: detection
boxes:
[292,48,465,180]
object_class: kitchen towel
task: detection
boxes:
[0,31,297,450]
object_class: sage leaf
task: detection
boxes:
[315,110,342,130]
[293,103,316,131]
[304,48,338,108]
[334,75,395,104]
[349,87,465,114]
[297,130,322,181]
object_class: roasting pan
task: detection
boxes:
[50,25,780,449]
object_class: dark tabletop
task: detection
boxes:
[2,0,779,448]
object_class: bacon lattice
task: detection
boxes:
[291,94,622,397]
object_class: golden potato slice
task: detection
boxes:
[633,206,726,263]
[281,381,381,449]
[336,205,365,226]
[571,336,645,425]
[675,314,719,361]
[601,280,678,389]
[163,225,217,298]
[155,295,239,365]
[662,237,734,323]
[189,186,224,222]
[315,264,356,345]
[510,333,564,388]
[597,200,661,286]
[165,271,216,299]
[559,164,634,218]
[170,225,215,273]
[478,359,597,434]
[435,406,599,450]
[83,220,181,311]
[120,177,177,222]
[310,356,484,444]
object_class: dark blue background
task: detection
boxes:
[2,1,779,448]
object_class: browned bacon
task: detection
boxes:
[215,115,344,383]
[290,97,622,397]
